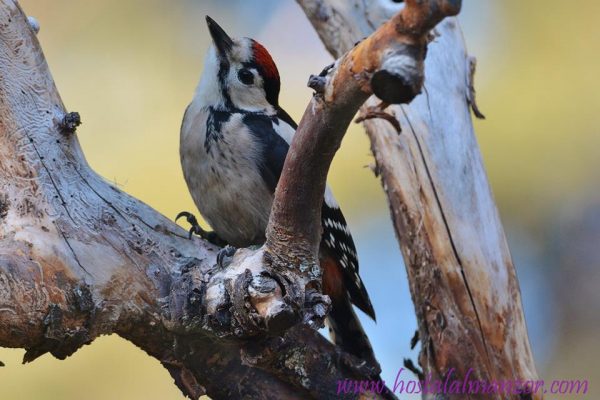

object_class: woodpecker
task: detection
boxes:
[178,16,378,368]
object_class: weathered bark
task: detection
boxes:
[0,0,458,399]
[0,1,364,398]
[298,0,540,399]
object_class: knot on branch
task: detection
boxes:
[166,247,330,340]
[59,111,81,134]
[23,286,95,364]
[308,62,335,95]
[308,74,327,95]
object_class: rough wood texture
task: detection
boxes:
[298,0,540,399]
[0,1,371,398]
[0,0,457,399]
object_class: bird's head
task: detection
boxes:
[196,16,281,112]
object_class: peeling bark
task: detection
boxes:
[298,0,540,399]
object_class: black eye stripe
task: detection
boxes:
[237,68,254,85]
[241,61,280,106]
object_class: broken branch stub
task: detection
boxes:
[346,0,462,104]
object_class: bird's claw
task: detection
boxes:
[175,211,227,246]
[216,245,237,268]
[176,211,204,239]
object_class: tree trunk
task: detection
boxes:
[298,1,540,399]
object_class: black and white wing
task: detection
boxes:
[320,189,375,320]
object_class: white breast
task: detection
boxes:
[180,102,274,247]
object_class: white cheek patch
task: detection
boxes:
[228,66,271,111]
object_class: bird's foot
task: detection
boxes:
[176,211,206,239]
[175,211,227,247]
[216,245,237,268]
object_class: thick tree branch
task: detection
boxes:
[0,0,456,399]
[298,0,540,399]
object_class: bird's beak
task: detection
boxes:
[206,16,233,57]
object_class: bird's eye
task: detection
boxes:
[237,68,254,85]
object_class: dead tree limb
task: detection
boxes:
[298,0,540,399]
[0,0,457,399]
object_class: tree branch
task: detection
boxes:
[298,0,540,399]
[0,0,457,399]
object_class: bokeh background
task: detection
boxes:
[1,0,599,398]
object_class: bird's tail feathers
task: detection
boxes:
[327,295,380,373]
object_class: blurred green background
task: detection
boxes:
[1,0,598,398]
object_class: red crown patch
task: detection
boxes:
[252,41,279,83]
